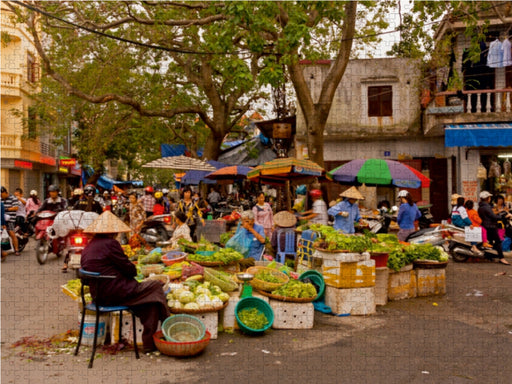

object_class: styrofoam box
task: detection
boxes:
[269,300,314,329]
[194,312,218,340]
[313,250,370,263]
[324,286,376,316]
[375,267,389,306]
[111,312,144,346]
[221,291,269,330]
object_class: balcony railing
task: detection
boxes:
[1,72,21,96]
[433,89,512,114]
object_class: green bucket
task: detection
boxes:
[299,270,325,302]
[235,297,274,335]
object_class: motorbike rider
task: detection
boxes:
[37,185,68,213]
[73,185,103,214]
[68,188,83,207]
[162,189,171,214]
[139,186,156,218]
[102,191,112,211]
[1,186,20,255]
[478,191,511,266]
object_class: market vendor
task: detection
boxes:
[298,189,328,225]
[271,210,297,252]
[227,210,265,268]
[169,210,192,248]
[327,187,364,234]
[81,211,170,353]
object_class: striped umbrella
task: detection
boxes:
[327,159,431,189]
[247,157,324,185]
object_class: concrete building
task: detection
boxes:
[295,58,450,220]
[1,5,80,197]
[426,2,512,206]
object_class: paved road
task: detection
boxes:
[2,241,512,383]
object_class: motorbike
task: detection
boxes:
[448,211,512,262]
[34,211,65,265]
[139,214,174,246]
[13,223,30,252]
[65,229,89,271]
[417,204,435,229]
[405,225,452,247]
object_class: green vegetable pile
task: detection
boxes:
[187,247,244,264]
[272,279,317,299]
[139,252,162,264]
[387,243,449,271]
[220,232,234,245]
[237,307,269,330]
[255,270,282,284]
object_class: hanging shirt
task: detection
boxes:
[502,38,512,67]
[487,39,503,68]
[328,199,361,234]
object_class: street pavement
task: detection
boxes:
[2,241,512,384]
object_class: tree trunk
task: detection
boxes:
[202,131,224,161]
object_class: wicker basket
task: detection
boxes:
[203,268,238,292]
[246,266,289,292]
[162,314,206,342]
[170,301,228,314]
[153,330,210,357]
[255,289,317,303]
[413,260,449,269]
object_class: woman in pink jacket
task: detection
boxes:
[252,192,273,239]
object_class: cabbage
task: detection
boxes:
[166,292,174,300]
[195,287,211,296]
[184,302,200,310]
[218,292,230,303]
[211,297,223,308]
[202,281,211,289]
[178,291,195,304]
[209,285,222,296]
[173,301,182,309]
[196,294,212,308]
[167,299,175,308]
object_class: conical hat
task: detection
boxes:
[340,186,365,200]
[273,211,297,228]
[84,210,131,233]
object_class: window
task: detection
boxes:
[27,53,38,83]
[368,86,392,117]
[28,106,37,138]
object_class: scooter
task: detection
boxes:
[406,225,452,247]
[140,214,174,246]
[444,224,498,262]
[34,211,65,265]
[65,229,89,271]
[417,203,435,229]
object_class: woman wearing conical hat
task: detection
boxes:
[81,211,170,353]
[327,187,364,234]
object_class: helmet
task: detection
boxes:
[84,184,96,196]
[73,188,83,196]
[162,188,169,194]
[48,185,59,192]
[145,186,154,193]
[103,191,110,196]
[154,191,163,199]
[309,189,322,198]
[397,190,409,198]
[30,190,38,196]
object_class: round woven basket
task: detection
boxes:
[246,266,289,292]
[413,260,449,269]
[162,314,206,343]
[170,301,228,314]
[154,330,210,357]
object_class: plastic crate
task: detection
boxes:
[195,220,226,243]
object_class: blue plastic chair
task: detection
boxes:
[296,230,318,267]
[276,229,296,265]
[75,269,140,368]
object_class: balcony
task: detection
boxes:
[424,89,512,136]
[1,72,21,97]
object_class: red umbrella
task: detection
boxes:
[402,164,431,188]
[205,165,253,181]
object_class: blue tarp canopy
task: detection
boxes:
[96,175,142,190]
[160,144,203,158]
[180,160,228,185]
[445,123,512,147]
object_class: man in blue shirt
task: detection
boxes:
[328,187,364,234]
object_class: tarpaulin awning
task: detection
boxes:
[445,123,512,147]
[97,175,142,190]
[180,160,228,185]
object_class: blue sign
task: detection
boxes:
[384,151,391,157]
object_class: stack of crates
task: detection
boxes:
[313,250,376,315]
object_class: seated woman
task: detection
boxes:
[169,211,192,248]
[228,210,265,268]
[452,196,482,255]
[81,211,170,353]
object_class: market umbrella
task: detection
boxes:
[142,155,216,172]
[327,159,431,189]
[205,165,254,181]
[247,157,325,185]
[180,160,228,185]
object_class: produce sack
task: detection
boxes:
[225,223,252,257]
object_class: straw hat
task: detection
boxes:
[339,186,365,200]
[273,211,297,228]
[451,193,463,205]
[84,210,131,233]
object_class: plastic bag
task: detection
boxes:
[1,229,10,245]
[225,223,252,257]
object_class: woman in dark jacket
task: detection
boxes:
[478,191,511,265]
[81,211,170,352]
